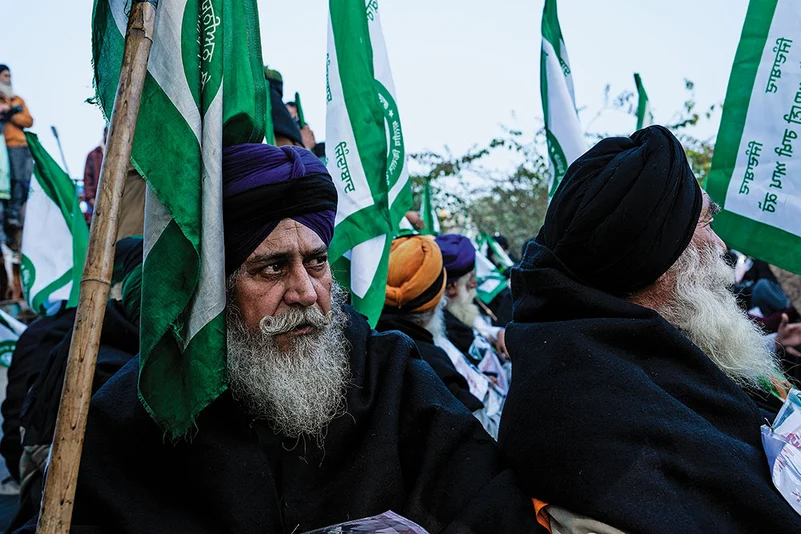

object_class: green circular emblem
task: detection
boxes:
[375,81,405,187]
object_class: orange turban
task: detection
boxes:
[384,235,447,314]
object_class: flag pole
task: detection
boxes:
[37,1,158,532]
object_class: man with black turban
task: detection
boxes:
[18,144,542,533]
[498,126,801,533]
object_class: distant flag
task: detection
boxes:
[706,0,801,276]
[634,73,654,130]
[421,178,440,235]
[476,233,514,273]
[474,248,508,306]
[20,132,89,316]
[294,91,306,129]
[0,309,26,367]
[540,0,586,197]
[93,0,267,437]
[474,233,512,305]
[326,0,411,326]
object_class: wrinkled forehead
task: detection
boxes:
[248,219,327,259]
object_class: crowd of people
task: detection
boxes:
[0,64,800,533]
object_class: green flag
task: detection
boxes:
[20,132,89,316]
[420,178,440,235]
[93,0,266,437]
[326,0,410,326]
[541,0,585,197]
[474,248,508,305]
[634,73,654,130]
[0,309,26,367]
[294,91,306,129]
[706,0,801,275]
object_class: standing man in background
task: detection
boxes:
[0,65,34,229]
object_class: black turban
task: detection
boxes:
[536,125,702,296]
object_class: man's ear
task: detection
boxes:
[445,283,458,298]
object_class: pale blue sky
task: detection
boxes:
[0,0,748,179]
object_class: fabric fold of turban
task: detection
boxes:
[435,234,476,281]
[536,125,703,296]
[384,235,447,314]
[222,143,338,276]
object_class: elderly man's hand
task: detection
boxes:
[494,329,510,361]
[777,313,801,357]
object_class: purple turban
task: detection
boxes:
[222,143,337,275]
[435,234,476,280]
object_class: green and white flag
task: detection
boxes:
[474,248,508,305]
[0,309,26,367]
[476,233,514,273]
[706,0,801,275]
[20,132,89,316]
[634,72,654,130]
[326,0,410,326]
[93,0,266,437]
[421,178,440,235]
[541,0,585,197]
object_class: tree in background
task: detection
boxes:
[410,80,718,257]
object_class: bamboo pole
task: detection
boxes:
[37,2,158,532]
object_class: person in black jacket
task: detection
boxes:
[0,305,76,484]
[499,126,801,532]
[8,239,143,531]
[377,235,482,413]
[14,143,542,533]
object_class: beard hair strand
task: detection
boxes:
[226,283,352,446]
[657,243,780,390]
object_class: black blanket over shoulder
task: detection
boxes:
[18,307,541,534]
[498,243,801,533]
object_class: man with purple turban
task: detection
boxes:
[26,144,542,533]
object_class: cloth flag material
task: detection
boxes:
[93,0,266,437]
[476,233,513,272]
[474,245,508,305]
[421,178,440,235]
[0,309,26,367]
[706,0,801,275]
[634,73,654,130]
[20,132,89,316]
[326,0,411,326]
[541,0,585,197]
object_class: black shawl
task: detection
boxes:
[376,314,483,412]
[498,243,801,533]
[16,307,541,533]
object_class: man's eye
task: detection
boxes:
[307,256,328,268]
[261,263,283,274]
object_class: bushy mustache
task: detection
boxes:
[259,306,335,335]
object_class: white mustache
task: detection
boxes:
[259,306,334,335]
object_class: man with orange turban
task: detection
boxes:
[377,235,482,412]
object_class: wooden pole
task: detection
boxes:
[37,2,158,532]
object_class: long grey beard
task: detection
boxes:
[0,83,13,99]
[226,283,351,441]
[657,243,780,390]
[447,285,480,326]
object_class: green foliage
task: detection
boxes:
[410,80,719,256]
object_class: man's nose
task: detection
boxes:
[284,264,317,307]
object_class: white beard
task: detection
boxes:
[226,283,351,442]
[656,242,779,390]
[0,83,13,99]
[447,277,480,326]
